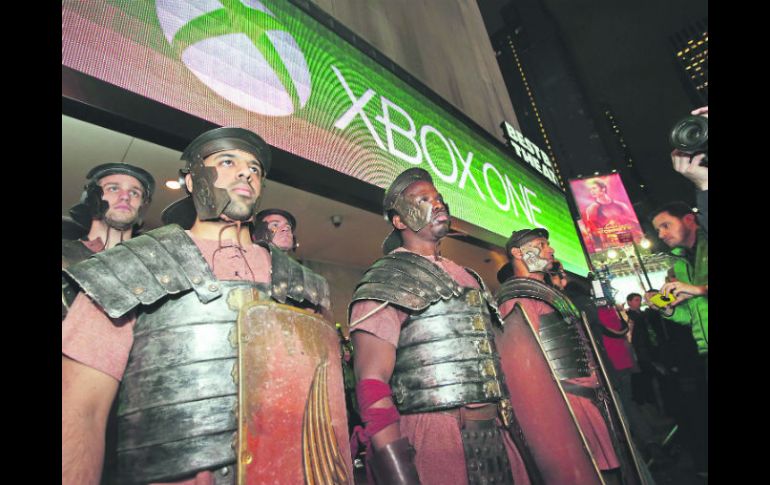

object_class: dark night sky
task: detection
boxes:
[478,0,708,216]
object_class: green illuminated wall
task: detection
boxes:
[62,0,589,275]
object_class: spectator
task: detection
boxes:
[625,294,661,410]
[650,200,708,478]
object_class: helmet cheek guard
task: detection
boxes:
[250,220,272,245]
[393,194,433,233]
[186,161,233,222]
[82,182,109,220]
[70,163,156,231]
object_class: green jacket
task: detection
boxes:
[665,229,708,355]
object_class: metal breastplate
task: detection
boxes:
[496,278,592,380]
[116,281,269,485]
[63,226,333,483]
[391,287,507,413]
[538,310,592,380]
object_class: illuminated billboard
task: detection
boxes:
[568,174,644,254]
[62,0,589,275]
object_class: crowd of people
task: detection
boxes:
[62,107,707,485]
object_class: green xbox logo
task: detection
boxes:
[156,0,311,116]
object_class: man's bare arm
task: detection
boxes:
[62,355,119,485]
[351,330,401,450]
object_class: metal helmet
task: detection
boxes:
[381,168,441,254]
[504,227,551,273]
[68,162,156,231]
[162,127,271,227]
[504,228,550,259]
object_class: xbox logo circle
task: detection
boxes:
[156,0,311,116]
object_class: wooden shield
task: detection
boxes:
[494,303,604,485]
[236,301,353,485]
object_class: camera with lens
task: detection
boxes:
[669,114,708,166]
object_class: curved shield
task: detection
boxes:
[236,301,353,485]
[494,303,603,485]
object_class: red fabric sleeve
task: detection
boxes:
[349,379,401,460]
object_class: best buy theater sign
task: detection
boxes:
[62,0,588,275]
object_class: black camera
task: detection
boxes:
[669,115,708,166]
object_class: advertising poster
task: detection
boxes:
[570,174,674,304]
[569,174,644,254]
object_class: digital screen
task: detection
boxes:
[62,0,589,275]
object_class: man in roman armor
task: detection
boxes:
[62,163,155,319]
[251,208,298,251]
[348,167,536,485]
[495,228,646,485]
[62,127,351,485]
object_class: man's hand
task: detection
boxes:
[691,106,708,118]
[660,281,707,307]
[671,105,708,190]
[671,150,708,191]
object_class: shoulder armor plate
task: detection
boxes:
[268,244,331,312]
[62,240,96,319]
[62,239,95,269]
[496,277,581,321]
[350,252,463,314]
[63,225,220,319]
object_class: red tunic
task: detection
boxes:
[597,306,637,372]
[350,249,531,485]
[498,298,620,471]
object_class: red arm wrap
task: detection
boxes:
[349,379,400,459]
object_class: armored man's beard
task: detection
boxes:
[103,211,138,232]
[221,194,261,222]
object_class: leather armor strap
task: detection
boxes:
[442,403,499,423]
[369,437,421,485]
